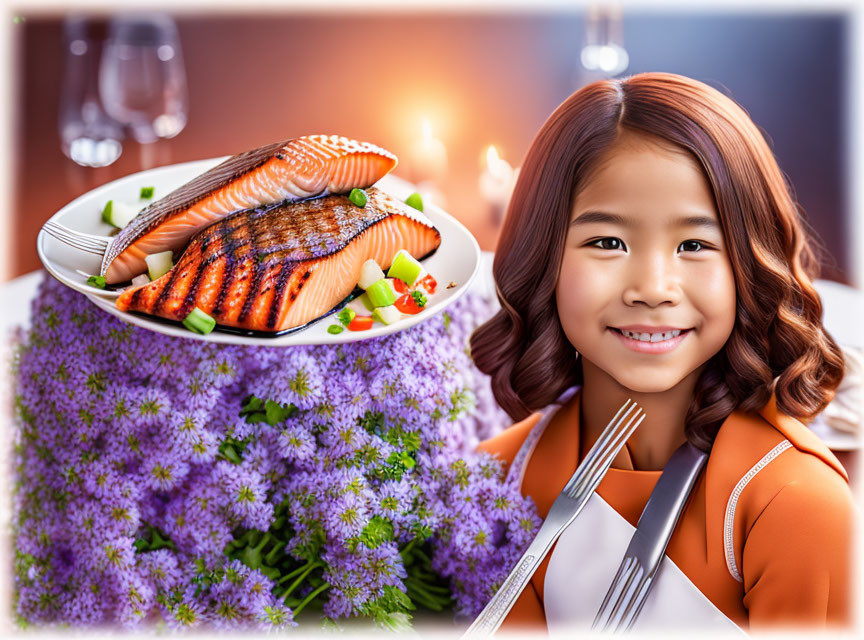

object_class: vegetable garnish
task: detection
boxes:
[101,200,139,228]
[145,251,173,281]
[140,186,155,199]
[349,188,368,207]
[338,307,357,326]
[405,192,424,212]
[366,278,398,308]
[358,259,386,289]
[372,305,401,325]
[87,275,107,289]
[101,201,114,225]
[347,315,374,331]
[327,324,345,334]
[411,290,427,308]
[183,307,216,335]
[419,274,437,294]
[394,293,422,315]
[387,249,425,287]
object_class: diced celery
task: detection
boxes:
[365,278,398,308]
[372,304,401,325]
[358,259,386,289]
[87,275,106,289]
[145,251,173,280]
[387,249,426,286]
[327,324,344,335]
[183,307,216,335]
[357,292,375,311]
[102,200,139,228]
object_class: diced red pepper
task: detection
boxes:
[394,293,422,315]
[419,275,437,294]
[347,315,374,331]
[393,278,407,294]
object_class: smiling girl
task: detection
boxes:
[470,73,854,633]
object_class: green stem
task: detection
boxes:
[406,585,442,611]
[405,577,446,603]
[277,559,321,585]
[264,540,286,566]
[399,537,418,559]
[252,531,271,553]
[282,561,323,602]
[292,582,331,617]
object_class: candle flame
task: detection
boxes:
[486,145,500,167]
[421,119,433,140]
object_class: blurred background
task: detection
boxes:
[6,0,861,285]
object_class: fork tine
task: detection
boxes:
[597,558,645,631]
[562,400,635,493]
[44,221,110,248]
[572,403,644,488]
[566,407,645,498]
[42,221,110,256]
[619,573,652,632]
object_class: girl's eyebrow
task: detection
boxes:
[569,210,720,230]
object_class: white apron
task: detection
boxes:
[511,387,745,635]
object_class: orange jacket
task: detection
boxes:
[476,388,857,633]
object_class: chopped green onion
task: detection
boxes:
[101,200,114,225]
[405,192,424,212]
[140,186,155,199]
[327,324,345,335]
[183,307,216,335]
[87,275,106,289]
[411,290,427,308]
[338,308,357,326]
[349,188,368,207]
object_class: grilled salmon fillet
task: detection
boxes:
[116,188,441,333]
[101,135,398,284]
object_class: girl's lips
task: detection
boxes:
[609,327,692,354]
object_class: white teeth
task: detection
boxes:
[620,329,683,342]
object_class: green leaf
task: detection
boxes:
[359,516,394,549]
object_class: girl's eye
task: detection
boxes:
[679,240,705,252]
[589,237,625,251]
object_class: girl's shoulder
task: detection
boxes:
[708,394,856,584]
[475,411,544,474]
[710,392,850,491]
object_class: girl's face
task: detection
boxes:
[555,130,736,393]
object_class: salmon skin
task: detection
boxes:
[116,187,441,333]
[101,134,398,284]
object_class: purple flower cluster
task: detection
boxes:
[10,274,537,630]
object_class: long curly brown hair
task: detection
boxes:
[469,72,845,451]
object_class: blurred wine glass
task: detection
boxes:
[58,16,124,167]
[99,13,188,145]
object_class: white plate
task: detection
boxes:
[37,158,481,346]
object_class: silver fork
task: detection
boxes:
[462,398,646,638]
[42,220,111,257]
[591,442,708,633]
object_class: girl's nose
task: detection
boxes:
[622,254,683,308]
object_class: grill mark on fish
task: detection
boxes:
[211,220,242,317]
[118,187,440,332]
[237,219,265,324]
[266,261,300,329]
